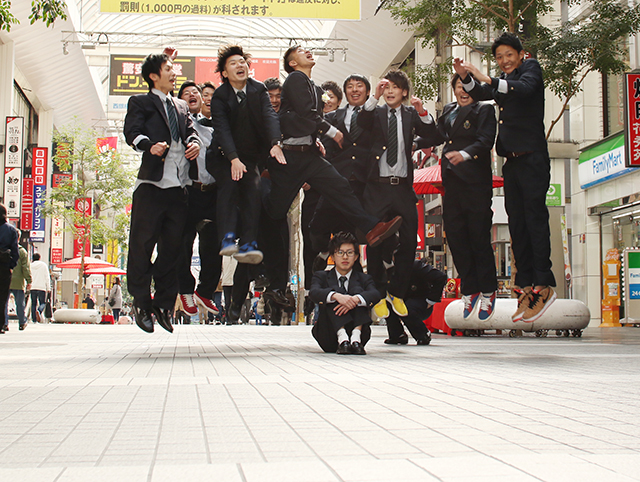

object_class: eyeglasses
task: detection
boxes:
[336,250,356,257]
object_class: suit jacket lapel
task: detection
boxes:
[450,104,472,136]
[379,105,389,141]
[401,105,411,150]
[150,92,171,132]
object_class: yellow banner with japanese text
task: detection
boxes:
[100,0,360,20]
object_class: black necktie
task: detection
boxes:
[165,98,180,143]
[237,90,247,106]
[338,276,347,293]
[349,107,362,140]
[387,108,398,167]
[449,106,460,126]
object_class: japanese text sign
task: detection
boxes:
[100,0,360,20]
[624,73,640,167]
[5,117,24,168]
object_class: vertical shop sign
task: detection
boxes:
[5,117,24,168]
[628,251,640,299]
[73,197,92,258]
[21,178,34,230]
[30,148,48,242]
[624,73,640,167]
[3,167,21,220]
[51,216,64,264]
[416,199,425,250]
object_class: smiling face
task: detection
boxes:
[453,79,473,107]
[201,86,215,117]
[180,85,202,114]
[222,54,249,87]
[333,243,358,275]
[345,79,368,107]
[288,46,315,72]
[268,88,281,112]
[383,81,408,109]
[495,44,524,75]
[323,90,340,113]
[150,61,176,94]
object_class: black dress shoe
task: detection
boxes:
[133,306,154,333]
[19,324,26,331]
[152,307,174,333]
[336,340,351,355]
[416,333,431,345]
[227,303,242,324]
[384,333,409,345]
[350,341,366,355]
[254,274,271,290]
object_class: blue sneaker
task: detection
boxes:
[462,293,480,319]
[219,233,238,256]
[478,291,496,321]
[233,241,263,264]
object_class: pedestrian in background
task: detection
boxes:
[30,252,50,323]
[0,204,20,334]
[108,278,123,322]
[5,243,32,331]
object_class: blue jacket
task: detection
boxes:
[0,222,20,269]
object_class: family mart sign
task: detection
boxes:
[578,133,636,189]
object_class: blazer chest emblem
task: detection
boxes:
[463,120,471,130]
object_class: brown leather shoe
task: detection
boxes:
[365,216,403,247]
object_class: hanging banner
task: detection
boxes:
[33,147,48,186]
[624,73,640,167]
[97,137,118,154]
[21,178,34,230]
[51,216,64,265]
[100,0,360,20]
[30,184,46,242]
[3,167,22,219]
[5,117,24,168]
[73,197,92,258]
[416,199,425,251]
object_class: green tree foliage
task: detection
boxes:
[42,121,135,294]
[0,0,67,32]
[384,0,640,139]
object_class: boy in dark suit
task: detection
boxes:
[123,53,202,334]
[310,232,380,355]
[357,70,434,321]
[419,73,498,320]
[454,32,556,323]
[266,45,402,251]
[207,45,285,265]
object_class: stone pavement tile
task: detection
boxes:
[0,467,64,482]
[494,454,640,482]
[572,454,640,479]
[241,460,340,482]
[411,454,536,479]
[152,463,243,481]
[56,465,149,481]
[327,457,437,481]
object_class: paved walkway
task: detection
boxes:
[1,322,639,482]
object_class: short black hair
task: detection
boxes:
[283,44,300,74]
[199,81,216,92]
[343,74,371,95]
[264,77,282,91]
[141,53,170,90]
[33,253,41,261]
[321,80,343,104]
[328,231,358,255]
[217,45,251,82]
[177,80,201,99]
[0,204,6,225]
[491,32,524,56]
[450,72,475,90]
[384,69,411,100]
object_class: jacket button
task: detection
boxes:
[376,156,380,160]
[449,140,453,144]
[510,87,514,90]
[500,107,503,111]
[474,155,478,159]
[352,156,356,160]
[382,146,386,150]
[353,142,357,146]
[499,120,503,124]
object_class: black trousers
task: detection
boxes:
[364,183,418,299]
[386,298,430,341]
[177,185,222,299]
[0,266,11,328]
[309,179,366,252]
[502,151,556,288]
[266,149,378,233]
[127,184,188,310]
[213,160,261,246]
[301,187,321,289]
[312,305,372,353]
[442,174,497,295]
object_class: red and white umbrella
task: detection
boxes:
[84,266,126,276]
[413,164,504,195]
[56,256,114,269]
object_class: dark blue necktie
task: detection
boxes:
[165,98,180,143]
[350,107,362,140]
[387,108,398,167]
[449,106,460,126]
[237,90,247,107]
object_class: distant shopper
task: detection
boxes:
[83,294,95,310]
[30,252,51,324]
[6,244,31,331]
[0,204,19,334]
[108,278,123,322]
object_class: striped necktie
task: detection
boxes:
[237,90,247,107]
[349,106,362,140]
[387,108,398,167]
[165,98,180,143]
[339,276,347,293]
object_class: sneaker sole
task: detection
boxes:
[522,291,557,323]
[368,217,403,247]
[194,295,219,315]
[234,252,263,264]
[219,246,239,256]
